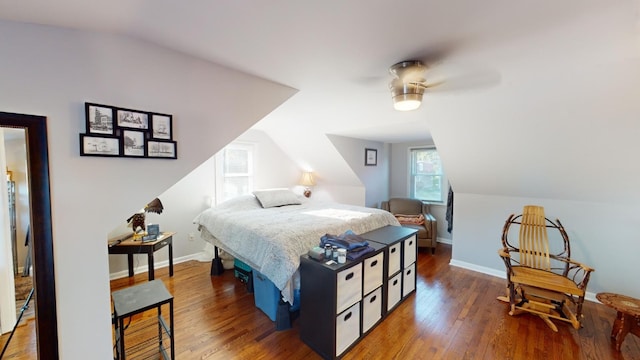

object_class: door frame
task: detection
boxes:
[0,111,58,358]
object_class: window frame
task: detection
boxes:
[408,146,445,203]
[214,141,255,204]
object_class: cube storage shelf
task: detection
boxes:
[300,225,418,359]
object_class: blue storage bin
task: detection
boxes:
[252,269,300,321]
[252,270,280,321]
[234,259,253,293]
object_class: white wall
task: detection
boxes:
[0,20,296,358]
[328,135,388,208]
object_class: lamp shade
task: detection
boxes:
[300,172,315,186]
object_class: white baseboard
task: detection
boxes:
[448,259,598,303]
[437,237,452,245]
[109,252,205,280]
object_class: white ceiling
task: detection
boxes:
[0,0,628,144]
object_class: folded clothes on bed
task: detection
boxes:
[320,230,369,250]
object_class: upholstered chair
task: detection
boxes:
[381,197,438,254]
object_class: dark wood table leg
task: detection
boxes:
[148,251,155,281]
[168,239,173,277]
[612,311,632,351]
[127,254,134,278]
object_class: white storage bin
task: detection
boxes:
[403,234,417,268]
[387,272,402,311]
[402,263,416,297]
[388,243,401,276]
[336,302,361,357]
[336,263,362,314]
[362,287,382,333]
[363,252,384,295]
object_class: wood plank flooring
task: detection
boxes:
[2,243,639,359]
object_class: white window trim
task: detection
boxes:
[214,142,255,205]
[407,146,446,204]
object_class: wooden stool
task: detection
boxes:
[596,292,640,351]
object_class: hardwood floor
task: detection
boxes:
[2,243,639,359]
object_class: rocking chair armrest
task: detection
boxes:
[562,257,595,273]
[498,247,511,258]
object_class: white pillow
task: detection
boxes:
[252,189,302,208]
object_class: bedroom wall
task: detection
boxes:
[327,134,389,208]
[108,128,302,277]
[0,20,296,358]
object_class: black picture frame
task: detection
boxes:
[151,113,172,140]
[122,130,146,157]
[85,103,115,135]
[365,148,377,166]
[116,108,149,130]
[147,140,177,159]
[79,134,120,157]
[80,102,177,159]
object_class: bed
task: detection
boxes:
[193,190,400,305]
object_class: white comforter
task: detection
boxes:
[193,195,400,304]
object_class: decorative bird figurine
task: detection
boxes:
[126,197,164,235]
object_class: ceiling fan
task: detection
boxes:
[387,58,500,111]
[388,60,441,111]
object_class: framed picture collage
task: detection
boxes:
[80,102,177,159]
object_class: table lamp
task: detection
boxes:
[300,172,315,198]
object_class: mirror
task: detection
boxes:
[0,111,58,358]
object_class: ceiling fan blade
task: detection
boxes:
[422,64,501,93]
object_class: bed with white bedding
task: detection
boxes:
[193,190,400,304]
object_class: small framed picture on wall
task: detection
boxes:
[365,148,377,166]
[151,113,172,140]
[147,140,177,159]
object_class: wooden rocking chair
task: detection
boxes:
[497,205,594,331]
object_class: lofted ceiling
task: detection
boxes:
[0,0,628,144]
[2,0,640,203]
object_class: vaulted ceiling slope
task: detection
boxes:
[1,0,639,203]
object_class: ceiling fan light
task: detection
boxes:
[393,93,422,111]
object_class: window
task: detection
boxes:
[215,142,254,203]
[409,147,444,202]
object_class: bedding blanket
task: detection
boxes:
[193,195,400,304]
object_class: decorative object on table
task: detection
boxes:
[126,197,164,239]
[365,148,377,166]
[79,102,177,159]
[299,171,315,198]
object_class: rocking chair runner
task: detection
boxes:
[497,205,594,331]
